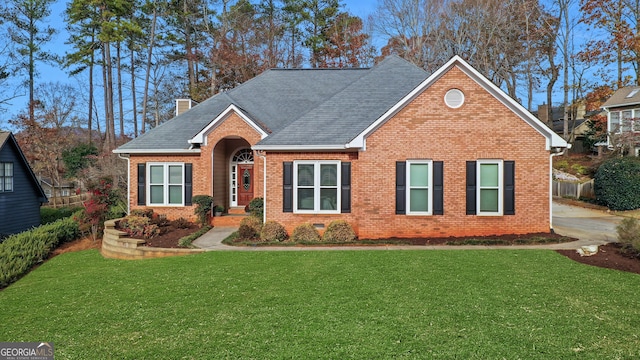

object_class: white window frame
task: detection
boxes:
[633,109,640,132]
[0,162,13,192]
[610,111,621,134]
[477,160,503,216]
[406,160,433,215]
[293,160,341,214]
[147,162,185,206]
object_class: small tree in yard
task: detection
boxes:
[74,177,119,241]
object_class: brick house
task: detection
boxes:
[114,56,567,239]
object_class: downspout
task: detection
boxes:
[549,147,568,233]
[117,153,131,215]
[256,150,267,223]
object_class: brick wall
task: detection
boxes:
[128,112,264,221]
[264,66,552,239]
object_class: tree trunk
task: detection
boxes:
[131,44,138,137]
[141,4,158,134]
[117,41,124,138]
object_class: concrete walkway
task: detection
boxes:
[192,201,623,251]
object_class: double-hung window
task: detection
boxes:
[610,111,621,133]
[477,160,503,215]
[622,110,633,132]
[147,163,184,206]
[407,160,432,215]
[293,161,340,213]
[0,162,13,192]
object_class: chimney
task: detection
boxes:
[537,103,549,123]
[175,99,197,117]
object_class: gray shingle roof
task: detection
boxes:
[116,56,428,152]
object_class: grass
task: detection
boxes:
[1,250,639,359]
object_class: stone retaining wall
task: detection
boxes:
[101,219,205,260]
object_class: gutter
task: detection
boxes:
[549,145,570,233]
[117,153,131,215]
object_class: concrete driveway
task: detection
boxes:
[552,201,622,244]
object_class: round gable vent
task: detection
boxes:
[444,89,465,108]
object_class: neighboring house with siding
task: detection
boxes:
[114,56,568,239]
[0,132,48,237]
[602,86,640,155]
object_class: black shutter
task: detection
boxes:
[341,162,351,213]
[433,161,444,215]
[137,163,145,206]
[504,161,515,215]
[283,162,293,212]
[396,161,406,215]
[184,163,193,206]
[466,161,476,215]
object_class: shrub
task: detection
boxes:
[260,221,288,242]
[555,160,569,171]
[594,157,640,210]
[571,163,588,176]
[131,208,154,218]
[616,217,640,252]
[238,216,263,240]
[248,197,264,219]
[117,215,160,239]
[0,217,80,288]
[172,218,191,229]
[41,207,82,224]
[291,223,321,243]
[192,195,214,227]
[322,220,356,243]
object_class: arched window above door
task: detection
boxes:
[232,148,253,163]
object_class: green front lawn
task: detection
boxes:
[1,250,638,359]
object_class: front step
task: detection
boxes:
[212,214,247,227]
[227,206,247,215]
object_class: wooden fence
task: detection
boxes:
[42,193,90,209]
[552,179,595,199]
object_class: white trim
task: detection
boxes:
[252,144,350,151]
[293,160,341,214]
[476,159,503,216]
[346,56,567,151]
[189,104,269,145]
[406,160,433,215]
[146,162,185,206]
[229,147,255,207]
[117,153,131,215]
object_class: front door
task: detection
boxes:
[237,164,253,206]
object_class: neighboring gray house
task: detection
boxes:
[0,132,48,237]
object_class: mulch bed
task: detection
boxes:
[556,243,640,275]
[142,225,200,248]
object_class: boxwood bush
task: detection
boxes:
[0,217,80,288]
[291,223,321,243]
[238,216,263,240]
[260,221,288,242]
[594,157,640,210]
[321,220,356,243]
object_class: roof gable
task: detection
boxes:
[189,104,269,145]
[347,56,567,150]
[0,132,48,202]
